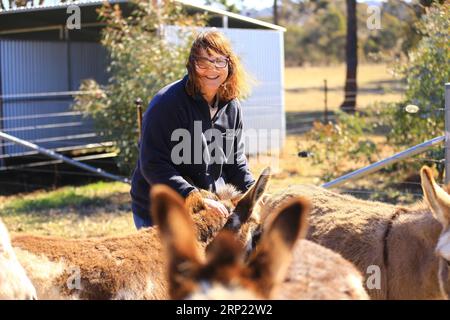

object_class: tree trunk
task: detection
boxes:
[273,0,279,25]
[340,0,358,113]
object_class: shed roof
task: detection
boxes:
[0,0,286,37]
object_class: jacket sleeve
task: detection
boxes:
[223,101,255,192]
[139,98,197,198]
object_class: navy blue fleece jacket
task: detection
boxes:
[130,75,255,221]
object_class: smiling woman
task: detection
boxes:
[130,30,255,229]
[192,50,229,118]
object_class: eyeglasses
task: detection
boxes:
[194,56,229,69]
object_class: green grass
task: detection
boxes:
[0,181,135,238]
[4,189,105,213]
[2,181,127,214]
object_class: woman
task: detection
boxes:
[130,30,255,229]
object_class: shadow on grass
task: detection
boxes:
[286,110,393,137]
[286,111,336,131]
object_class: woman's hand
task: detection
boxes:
[203,198,230,218]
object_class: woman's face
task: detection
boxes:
[194,48,229,96]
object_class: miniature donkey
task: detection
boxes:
[155,184,369,300]
[259,166,450,299]
[10,168,270,299]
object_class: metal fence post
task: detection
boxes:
[324,79,328,123]
[322,136,445,189]
[135,97,143,142]
[445,83,450,184]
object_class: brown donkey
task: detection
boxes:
[0,219,37,300]
[420,166,450,299]
[259,166,450,299]
[155,188,368,300]
[10,169,270,300]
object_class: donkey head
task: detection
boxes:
[0,219,37,300]
[184,167,271,247]
[151,185,310,299]
[220,167,271,254]
[420,166,450,299]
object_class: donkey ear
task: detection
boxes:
[420,166,450,226]
[150,185,203,298]
[223,167,271,231]
[246,196,311,297]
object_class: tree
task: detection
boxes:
[284,1,345,66]
[340,0,357,113]
[384,2,449,148]
[73,0,205,174]
[298,0,329,14]
[205,0,240,13]
[273,0,279,25]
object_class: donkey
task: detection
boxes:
[0,219,37,300]
[420,166,450,299]
[10,169,270,300]
[154,186,369,300]
[259,166,450,299]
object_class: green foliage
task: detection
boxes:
[4,190,104,213]
[306,109,380,180]
[1,182,126,214]
[307,3,449,186]
[368,3,450,180]
[205,0,241,13]
[283,0,437,66]
[363,11,405,61]
[73,0,205,174]
[382,3,449,147]
[285,3,346,66]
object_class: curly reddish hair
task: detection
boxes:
[185,30,251,101]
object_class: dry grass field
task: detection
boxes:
[0,64,405,238]
[284,64,404,112]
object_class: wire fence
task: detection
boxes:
[0,74,446,206]
[284,76,449,203]
[320,151,447,203]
